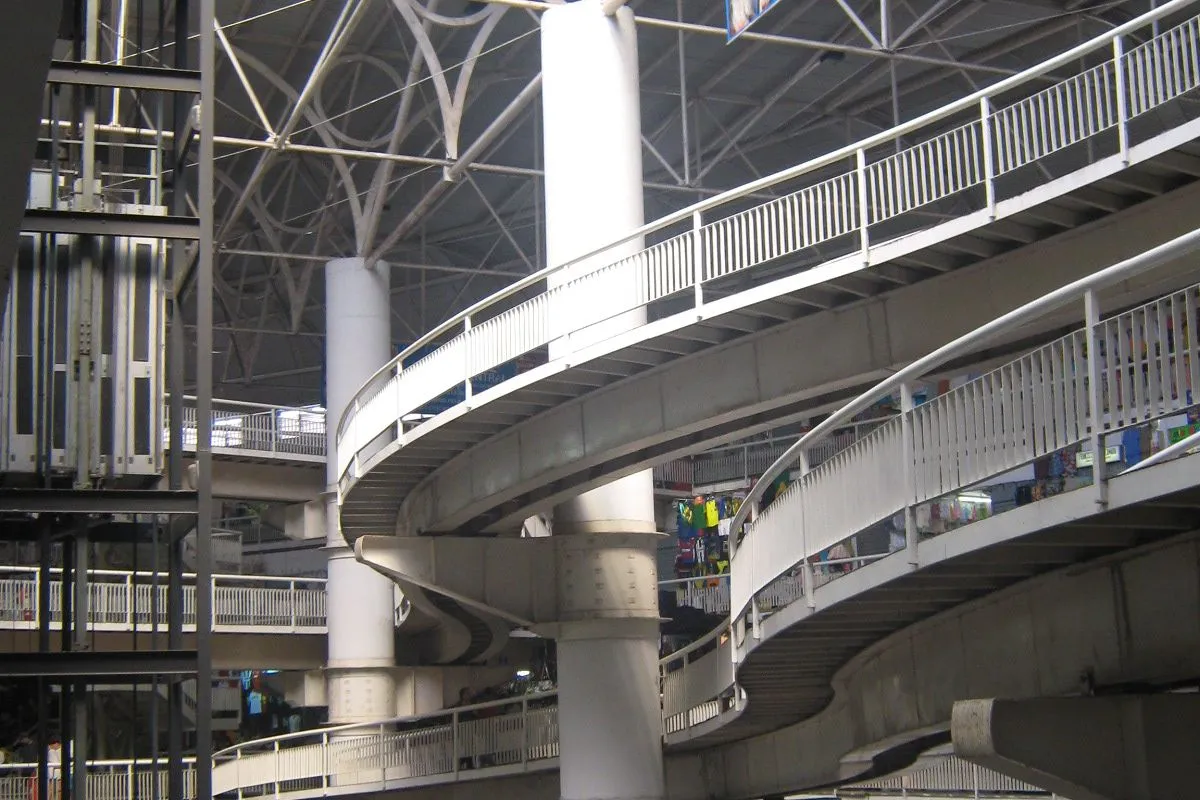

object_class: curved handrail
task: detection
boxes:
[661,618,730,665]
[727,228,1200,543]
[212,690,557,760]
[336,0,1200,488]
[729,231,1200,618]
[212,690,560,797]
[212,624,742,798]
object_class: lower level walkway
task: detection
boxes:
[0,568,327,670]
[0,754,1039,800]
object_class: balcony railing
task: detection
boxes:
[0,567,327,634]
[165,395,326,462]
[730,250,1200,638]
[0,759,197,800]
[212,693,559,797]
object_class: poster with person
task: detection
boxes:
[727,0,780,40]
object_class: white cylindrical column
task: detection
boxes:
[324,256,396,724]
[541,0,656,536]
[542,4,663,799]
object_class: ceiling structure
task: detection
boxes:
[189,0,1153,404]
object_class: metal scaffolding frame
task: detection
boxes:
[0,0,214,798]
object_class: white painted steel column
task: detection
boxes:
[324,256,396,724]
[542,4,663,799]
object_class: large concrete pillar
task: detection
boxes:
[541,4,664,799]
[954,695,1200,800]
[324,256,396,724]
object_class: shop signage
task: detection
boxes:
[1168,422,1200,444]
[1075,445,1122,468]
[727,0,782,41]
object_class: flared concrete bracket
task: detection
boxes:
[355,531,662,637]
[953,695,1200,800]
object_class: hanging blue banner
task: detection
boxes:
[727,0,782,41]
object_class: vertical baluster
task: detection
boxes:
[1028,352,1044,457]
[1147,301,1163,418]
[1156,299,1171,410]
[1188,287,1200,408]
[1132,308,1147,421]
[1049,341,1064,450]
[1170,293,1186,408]
[1067,333,1083,443]
[461,317,473,408]
[451,711,459,779]
[692,211,704,313]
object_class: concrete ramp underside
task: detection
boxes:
[698,460,1200,799]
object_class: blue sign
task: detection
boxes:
[727,0,782,41]
[400,344,518,417]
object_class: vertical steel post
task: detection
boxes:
[463,317,473,404]
[677,0,690,186]
[1085,290,1109,508]
[901,383,919,565]
[980,97,996,219]
[692,210,704,313]
[856,148,870,264]
[1113,35,1130,164]
[196,1,218,797]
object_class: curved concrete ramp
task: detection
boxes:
[398,180,1200,535]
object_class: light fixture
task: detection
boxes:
[956,492,991,504]
[515,669,532,679]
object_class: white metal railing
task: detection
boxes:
[213,612,758,798]
[0,567,327,634]
[337,1,1200,490]
[211,693,559,798]
[847,755,1045,795]
[659,621,740,738]
[166,395,325,461]
[672,575,731,615]
[655,416,893,489]
[730,236,1200,632]
[0,759,197,800]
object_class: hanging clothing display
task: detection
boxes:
[673,490,743,580]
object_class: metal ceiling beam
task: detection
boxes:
[220,247,528,277]
[217,0,372,240]
[479,0,1018,75]
[834,0,884,48]
[366,73,544,263]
